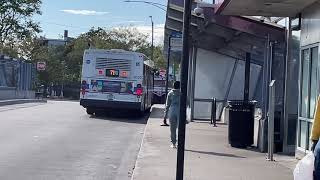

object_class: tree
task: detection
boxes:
[153,46,166,69]
[0,43,19,57]
[61,27,166,84]
[0,0,42,45]
[80,27,150,51]
[17,27,166,92]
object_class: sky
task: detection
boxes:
[34,0,167,44]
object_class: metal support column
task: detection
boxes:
[176,0,191,179]
[269,42,274,86]
[259,35,270,152]
[187,47,195,114]
[283,17,292,153]
[267,80,276,161]
[187,47,193,100]
[191,47,197,121]
[262,36,270,120]
[244,52,251,101]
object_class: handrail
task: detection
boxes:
[193,98,220,127]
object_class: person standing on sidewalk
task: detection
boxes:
[311,96,320,180]
[164,81,180,148]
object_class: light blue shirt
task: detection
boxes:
[164,89,180,119]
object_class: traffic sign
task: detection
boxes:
[170,37,182,51]
[37,62,46,71]
[159,69,166,77]
[170,31,182,38]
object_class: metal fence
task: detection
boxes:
[193,98,224,124]
[0,57,34,90]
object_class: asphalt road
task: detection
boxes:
[0,101,147,180]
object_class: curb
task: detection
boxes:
[0,99,47,106]
[131,105,165,180]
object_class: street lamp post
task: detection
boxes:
[149,16,154,63]
[124,0,170,125]
[161,36,171,126]
[176,0,192,180]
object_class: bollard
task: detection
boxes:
[211,98,217,127]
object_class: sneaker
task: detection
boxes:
[170,144,177,148]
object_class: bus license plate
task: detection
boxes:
[108,94,114,100]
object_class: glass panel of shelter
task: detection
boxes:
[299,45,320,151]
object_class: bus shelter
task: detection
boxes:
[213,0,320,159]
[164,0,288,153]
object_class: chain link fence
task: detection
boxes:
[0,56,35,99]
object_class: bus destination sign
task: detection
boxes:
[106,69,119,77]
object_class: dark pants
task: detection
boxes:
[315,141,320,180]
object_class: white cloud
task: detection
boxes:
[111,24,164,45]
[60,9,109,16]
[135,24,165,45]
[113,20,145,25]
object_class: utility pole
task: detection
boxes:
[176,0,192,179]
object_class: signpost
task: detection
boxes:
[166,33,182,98]
[163,32,182,126]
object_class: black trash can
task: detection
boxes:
[227,100,255,148]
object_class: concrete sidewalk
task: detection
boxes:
[132,105,296,180]
[0,99,47,106]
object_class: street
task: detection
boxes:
[0,101,147,180]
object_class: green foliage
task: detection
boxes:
[79,27,150,51]
[0,0,42,45]
[153,46,166,69]
[25,27,166,85]
[0,44,19,57]
[0,1,168,98]
[0,21,166,85]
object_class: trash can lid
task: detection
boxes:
[227,100,257,106]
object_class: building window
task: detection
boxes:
[301,49,310,118]
[299,121,308,148]
[298,45,319,151]
[310,47,319,118]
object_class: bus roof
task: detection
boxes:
[84,49,155,68]
[84,49,137,55]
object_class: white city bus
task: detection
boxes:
[80,49,154,114]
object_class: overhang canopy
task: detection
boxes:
[217,0,317,17]
[164,0,285,63]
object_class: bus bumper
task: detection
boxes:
[80,99,141,110]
